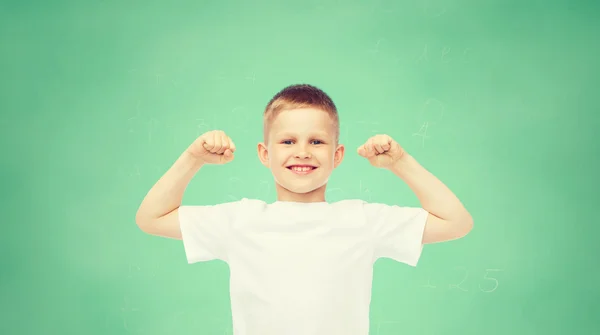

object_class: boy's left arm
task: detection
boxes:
[358,134,474,244]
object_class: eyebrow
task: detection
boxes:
[275,132,330,138]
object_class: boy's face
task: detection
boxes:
[257,108,345,202]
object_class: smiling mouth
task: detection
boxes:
[287,165,317,174]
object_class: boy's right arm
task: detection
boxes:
[135,130,236,240]
[135,150,204,239]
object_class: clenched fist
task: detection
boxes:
[187,130,236,164]
[357,134,405,168]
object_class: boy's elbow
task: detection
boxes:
[135,211,153,232]
[450,213,474,240]
[459,213,474,237]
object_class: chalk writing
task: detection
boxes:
[421,267,504,292]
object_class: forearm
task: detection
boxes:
[389,153,471,222]
[135,150,204,222]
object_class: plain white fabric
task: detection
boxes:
[179,198,428,335]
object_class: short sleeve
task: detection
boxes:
[178,199,244,263]
[364,202,429,266]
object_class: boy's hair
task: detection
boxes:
[263,84,339,144]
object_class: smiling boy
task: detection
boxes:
[135,84,473,335]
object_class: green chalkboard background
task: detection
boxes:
[1,0,598,334]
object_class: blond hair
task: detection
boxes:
[263,84,339,144]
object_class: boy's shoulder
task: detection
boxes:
[206,198,410,212]
[238,198,367,207]
[211,198,368,213]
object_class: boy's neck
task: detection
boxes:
[275,184,327,203]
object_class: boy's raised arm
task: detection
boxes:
[135,150,205,239]
[135,130,236,239]
[357,134,473,244]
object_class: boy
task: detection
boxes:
[135,84,473,335]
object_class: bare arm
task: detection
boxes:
[135,150,205,239]
[357,134,472,244]
[389,154,473,244]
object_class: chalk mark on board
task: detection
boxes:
[413,122,430,147]
[463,47,472,63]
[359,180,372,202]
[150,260,160,278]
[223,325,234,335]
[148,117,160,145]
[196,118,212,136]
[130,165,141,179]
[227,177,245,201]
[368,38,385,55]
[441,47,452,63]
[449,266,469,292]
[127,264,141,278]
[326,187,346,201]
[479,269,504,293]
[421,277,437,289]
[419,98,445,125]
[121,295,143,333]
[127,100,142,133]
[245,73,256,85]
[355,120,380,134]
[416,44,428,63]
[418,267,504,292]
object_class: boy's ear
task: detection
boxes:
[257,142,270,167]
[333,144,345,168]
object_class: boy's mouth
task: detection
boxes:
[286,165,317,175]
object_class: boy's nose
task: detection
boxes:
[294,151,312,159]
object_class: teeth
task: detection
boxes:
[291,166,313,172]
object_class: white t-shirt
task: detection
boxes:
[179,198,428,335]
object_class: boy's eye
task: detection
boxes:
[280,139,324,145]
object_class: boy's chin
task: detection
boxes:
[276,181,327,196]
[283,183,324,195]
